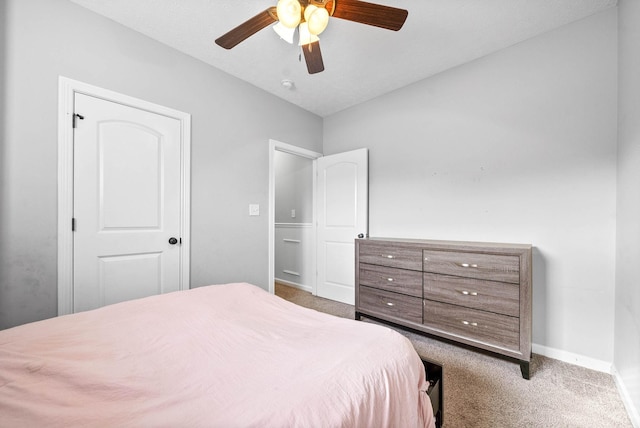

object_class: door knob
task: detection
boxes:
[168,237,178,245]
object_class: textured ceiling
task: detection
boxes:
[69,0,616,117]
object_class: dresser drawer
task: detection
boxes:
[423,300,519,350]
[423,250,520,284]
[359,242,423,271]
[360,264,422,297]
[359,286,422,324]
[423,273,519,317]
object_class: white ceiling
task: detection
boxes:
[69,0,616,117]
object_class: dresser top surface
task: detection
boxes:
[358,237,532,252]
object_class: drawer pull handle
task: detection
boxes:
[386,302,395,307]
[462,320,478,327]
[461,291,478,296]
[383,255,395,259]
[460,263,479,268]
[387,278,394,282]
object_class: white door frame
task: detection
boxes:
[57,77,191,316]
[268,139,322,295]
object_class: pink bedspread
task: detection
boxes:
[0,283,434,427]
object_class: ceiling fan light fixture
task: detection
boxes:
[276,0,302,28]
[273,22,296,44]
[215,0,408,74]
[298,22,319,46]
[304,5,329,35]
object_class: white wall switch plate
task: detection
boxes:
[249,204,260,216]
[291,209,296,218]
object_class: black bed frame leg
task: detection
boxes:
[520,361,530,380]
[355,311,361,321]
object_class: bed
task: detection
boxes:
[0,282,436,427]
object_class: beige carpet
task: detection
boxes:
[275,283,633,428]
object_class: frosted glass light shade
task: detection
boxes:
[276,0,301,29]
[304,5,329,35]
[303,5,318,21]
[298,22,319,46]
[273,22,296,44]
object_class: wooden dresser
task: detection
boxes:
[355,237,533,378]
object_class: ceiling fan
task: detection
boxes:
[215,0,408,74]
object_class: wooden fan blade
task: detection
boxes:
[215,7,278,49]
[332,0,408,31]
[302,41,325,74]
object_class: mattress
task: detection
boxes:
[0,282,435,427]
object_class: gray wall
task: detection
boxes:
[0,0,322,329]
[615,0,640,421]
[274,151,313,224]
[324,10,618,364]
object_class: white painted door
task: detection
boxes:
[73,93,183,312]
[316,148,368,304]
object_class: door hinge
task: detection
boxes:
[72,113,84,128]
[72,218,76,231]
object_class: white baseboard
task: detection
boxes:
[612,366,640,428]
[532,343,612,373]
[274,279,312,294]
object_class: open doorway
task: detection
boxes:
[268,140,369,305]
[268,140,321,295]
[273,150,314,292]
